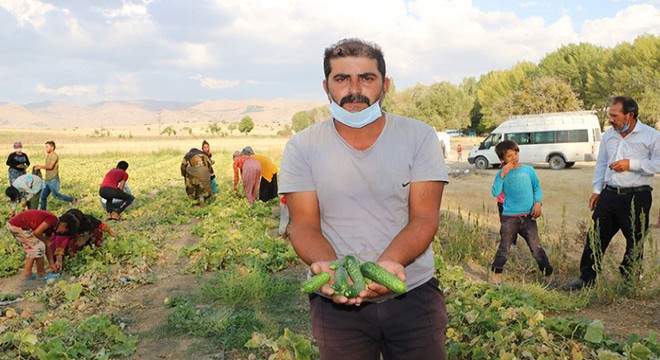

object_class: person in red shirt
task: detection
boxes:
[99,161,134,221]
[7,209,78,280]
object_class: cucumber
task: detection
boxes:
[344,255,365,294]
[360,262,408,293]
[332,267,349,294]
[300,272,331,294]
[343,283,365,298]
[328,257,347,270]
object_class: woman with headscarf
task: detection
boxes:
[181,148,215,206]
[233,150,262,204]
[241,146,279,202]
[6,141,30,184]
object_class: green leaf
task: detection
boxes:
[584,320,604,344]
[63,283,83,301]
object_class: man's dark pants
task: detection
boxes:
[309,278,447,360]
[579,188,652,283]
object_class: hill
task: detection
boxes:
[0,98,325,131]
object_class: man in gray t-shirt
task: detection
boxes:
[279,38,450,360]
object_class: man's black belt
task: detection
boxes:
[604,185,653,195]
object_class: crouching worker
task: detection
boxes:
[63,209,117,255]
[5,173,42,216]
[6,209,77,281]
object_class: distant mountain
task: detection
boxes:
[0,99,326,129]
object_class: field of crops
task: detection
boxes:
[0,137,658,359]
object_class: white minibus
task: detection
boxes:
[467,111,601,170]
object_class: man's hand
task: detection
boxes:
[589,193,600,211]
[531,202,542,219]
[609,159,630,172]
[362,260,406,299]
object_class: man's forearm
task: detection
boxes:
[289,225,337,266]
[379,215,438,266]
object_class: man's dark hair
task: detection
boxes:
[323,38,386,80]
[611,96,638,119]
[117,161,129,170]
[45,140,56,148]
[202,140,209,147]
[5,186,19,202]
[495,140,520,161]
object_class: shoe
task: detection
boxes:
[39,273,61,282]
[71,197,78,207]
[543,276,558,289]
[562,277,590,291]
[23,274,37,281]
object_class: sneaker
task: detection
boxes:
[39,273,61,282]
[562,277,590,291]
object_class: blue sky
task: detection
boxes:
[1,0,659,105]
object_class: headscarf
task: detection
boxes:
[241,146,255,156]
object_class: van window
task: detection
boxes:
[533,131,555,144]
[506,132,532,145]
[480,133,501,150]
[593,128,602,141]
[556,129,588,143]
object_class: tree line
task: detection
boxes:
[291,34,659,134]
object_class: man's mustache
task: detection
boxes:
[340,95,371,106]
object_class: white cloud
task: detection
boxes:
[581,4,660,47]
[35,83,97,97]
[0,0,55,29]
[163,43,215,68]
[192,76,240,89]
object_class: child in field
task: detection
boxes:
[490,140,555,287]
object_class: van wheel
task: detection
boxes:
[565,162,575,168]
[475,157,489,170]
[549,155,566,170]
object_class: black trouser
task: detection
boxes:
[258,173,278,202]
[309,278,447,360]
[99,187,134,214]
[579,187,652,283]
[491,215,553,276]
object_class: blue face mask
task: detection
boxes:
[617,119,630,134]
[329,97,383,128]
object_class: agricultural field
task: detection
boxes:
[0,134,658,359]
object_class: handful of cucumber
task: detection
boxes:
[300,256,407,296]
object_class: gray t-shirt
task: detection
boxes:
[279,112,449,292]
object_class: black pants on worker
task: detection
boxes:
[99,187,134,214]
[309,278,448,360]
[579,186,652,283]
[258,173,278,202]
[491,215,553,276]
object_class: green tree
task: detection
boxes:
[513,76,583,114]
[228,123,238,135]
[207,122,222,135]
[160,126,176,136]
[476,61,537,131]
[606,34,660,126]
[538,43,607,109]
[386,82,472,130]
[238,116,255,135]
[291,111,315,133]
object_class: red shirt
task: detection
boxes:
[100,168,129,189]
[8,210,58,230]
